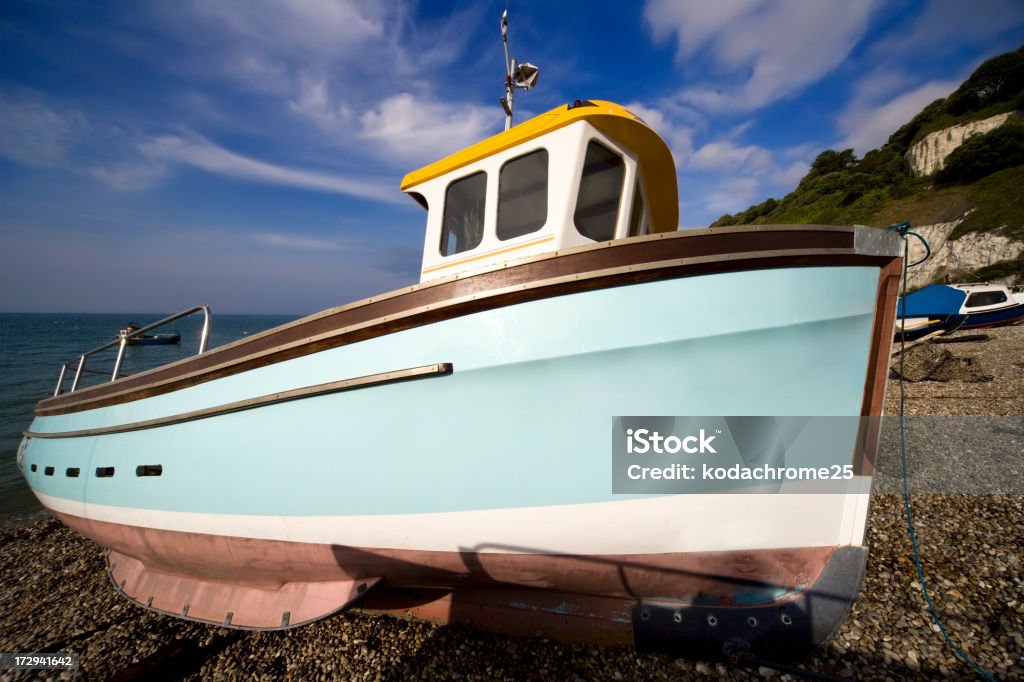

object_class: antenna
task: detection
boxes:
[500,10,539,131]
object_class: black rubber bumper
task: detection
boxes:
[632,545,868,661]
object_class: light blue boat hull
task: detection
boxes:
[25,266,879,518]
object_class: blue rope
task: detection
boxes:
[889,221,997,681]
[887,221,931,267]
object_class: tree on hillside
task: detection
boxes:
[945,45,1024,116]
[806,149,857,179]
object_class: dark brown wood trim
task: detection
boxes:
[853,258,904,475]
[37,226,900,417]
[860,259,903,418]
[27,363,452,439]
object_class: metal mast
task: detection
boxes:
[499,10,539,131]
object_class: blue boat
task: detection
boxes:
[895,283,1024,341]
[118,322,181,346]
[17,98,904,660]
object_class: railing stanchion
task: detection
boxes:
[70,356,86,393]
[111,337,128,382]
[54,304,215,395]
[198,305,212,353]
[54,365,68,397]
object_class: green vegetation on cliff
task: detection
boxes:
[711,45,1024,246]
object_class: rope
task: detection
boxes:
[887,221,997,681]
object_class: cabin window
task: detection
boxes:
[498,149,548,240]
[627,178,650,237]
[575,141,624,242]
[440,171,486,257]
[964,290,1007,307]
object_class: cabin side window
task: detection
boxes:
[627,178,650,237]
[497,149,548,240]
[440,171,487,257]
[574,141,624,242]
[964,290,1007,307]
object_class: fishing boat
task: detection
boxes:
[895,282,1024,341]
[17,18,904,662]
[118,321,182,346]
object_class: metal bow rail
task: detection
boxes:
[53,305,212,396]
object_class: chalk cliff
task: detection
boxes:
[904,112,1020,177]
[901,217,1023,289]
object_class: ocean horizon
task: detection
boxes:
[0,312,298,523]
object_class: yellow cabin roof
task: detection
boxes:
[401,100,679,232]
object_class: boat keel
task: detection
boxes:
[632,545,867,661]
[355,546,866,662]
[106,550,380,629]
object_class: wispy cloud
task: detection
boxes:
[0,96,89,167]
[251,232,342,251]
[138,133,402,203]
[645,0,879,112]
[837,76,959,154]
[702,177,762,215]
[187,0,388,59]
[358,93,498,166]
[623,101,696,162]
[689,140,773,173]
[89,162,169,192]
[871,0,1024,57]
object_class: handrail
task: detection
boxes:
[54,305,212,396]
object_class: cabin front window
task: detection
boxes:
[574,141,624,242]
[965,290,1007,307]
[498,149,548,240]
[627,178,650,237]
[440,171,486,256]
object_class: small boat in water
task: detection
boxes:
[895,282,1024,341]
[17,19,904,662]
[118,321,181,346]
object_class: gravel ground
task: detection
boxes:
[2,326,1022,681]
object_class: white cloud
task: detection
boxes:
[358,93,498,166]
[624,101,695,162]
[186,0,386,60]
[287,72,354,132]
[702,177,762,215]
[645,0,879,111]
[689,140,773,173]
[838,78,959,154]
[645,0,760,57]
[89,162,169,191]
[251,232,341,251]
[0,97,89,167]
[139,133,402,203]
[776,159,810,187]
[872,0,1024,57]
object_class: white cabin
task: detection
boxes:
[400,100,679,282]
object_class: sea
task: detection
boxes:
[0,312,298,527]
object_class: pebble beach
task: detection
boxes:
[2,326,1022,681]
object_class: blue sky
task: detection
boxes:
[2,1,1022,314]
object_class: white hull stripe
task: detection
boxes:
[36,491,869,555]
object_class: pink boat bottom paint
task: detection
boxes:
[56,510,835,635]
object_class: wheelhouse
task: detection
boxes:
[402,100,679,282]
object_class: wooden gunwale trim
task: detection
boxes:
[49,227,856,393]
[37,227,897,417]
[860,258,903,418]
[26,363,452,439]
[851,259,904,476]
